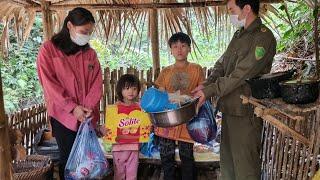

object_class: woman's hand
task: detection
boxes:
[73,105,92,122]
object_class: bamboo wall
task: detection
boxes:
[261,111,320,180]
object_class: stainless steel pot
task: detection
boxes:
[148,98,199,128]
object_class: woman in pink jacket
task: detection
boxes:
[36,7,103,180]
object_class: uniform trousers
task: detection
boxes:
[220,114,263,180]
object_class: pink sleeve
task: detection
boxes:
[36,43,77,113]
[83,52,103,109]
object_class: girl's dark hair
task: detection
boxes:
[116,74,141,102]
[51,7,95,55]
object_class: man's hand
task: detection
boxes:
[193,90,206,112]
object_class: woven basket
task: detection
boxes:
[13,155,53,180]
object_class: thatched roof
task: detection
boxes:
[0,0,318,59]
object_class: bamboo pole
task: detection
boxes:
[314,0,319,78]
[241,95,305,121]
[27,0,282,11]
[41,0,53,41]
[254,106,310,145]
[150,8,160,78]
[0,70,13,179]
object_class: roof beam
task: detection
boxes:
[10,0,31,6]
[27,0,282,11]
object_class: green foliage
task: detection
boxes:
[90,38,153,70]
[0,16,44,113]
[269,2,315,52]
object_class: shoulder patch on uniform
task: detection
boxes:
[261,27,267,32]
[255,46,266,60]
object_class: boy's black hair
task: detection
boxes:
[116,74,141,102]
[168,32,191,48]
[51,7,95,55]
[235,0,260,15]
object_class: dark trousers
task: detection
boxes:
[50,118,77,180]
[159,137,196,180]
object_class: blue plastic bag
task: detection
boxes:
[65,119,109,179]
[187,101,217,145]
[141,87,178,112]
[140,133,160,158]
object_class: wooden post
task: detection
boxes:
[314,0,319,78]
[150,8,160,79]
[41,0,53,41]
[0,70,13,179]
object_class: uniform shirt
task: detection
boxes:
[203,18,277,116]
[112,102,140,152]
[155,62,205,142]
[37,40,103,131]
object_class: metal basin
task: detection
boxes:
[148,98,199,127]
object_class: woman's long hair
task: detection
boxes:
[51,7,95,55]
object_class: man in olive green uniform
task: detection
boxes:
[192,0,276,179]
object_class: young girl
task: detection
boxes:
[111,74,142,180]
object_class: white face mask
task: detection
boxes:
[70,32,91,46]
[230,14,246,28]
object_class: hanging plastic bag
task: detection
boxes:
[140,133,160,158]
[187,101,217,145]
[65,118,109,179]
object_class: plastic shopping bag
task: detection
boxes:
[140,133,160,158]
[65,118,109,179]
[187,101,217,145]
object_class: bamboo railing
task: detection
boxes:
[241,96,320,179]
[6,104,47,154]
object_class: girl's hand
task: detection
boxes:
[96,125,109,137]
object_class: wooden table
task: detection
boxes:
[105,150,220,168]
